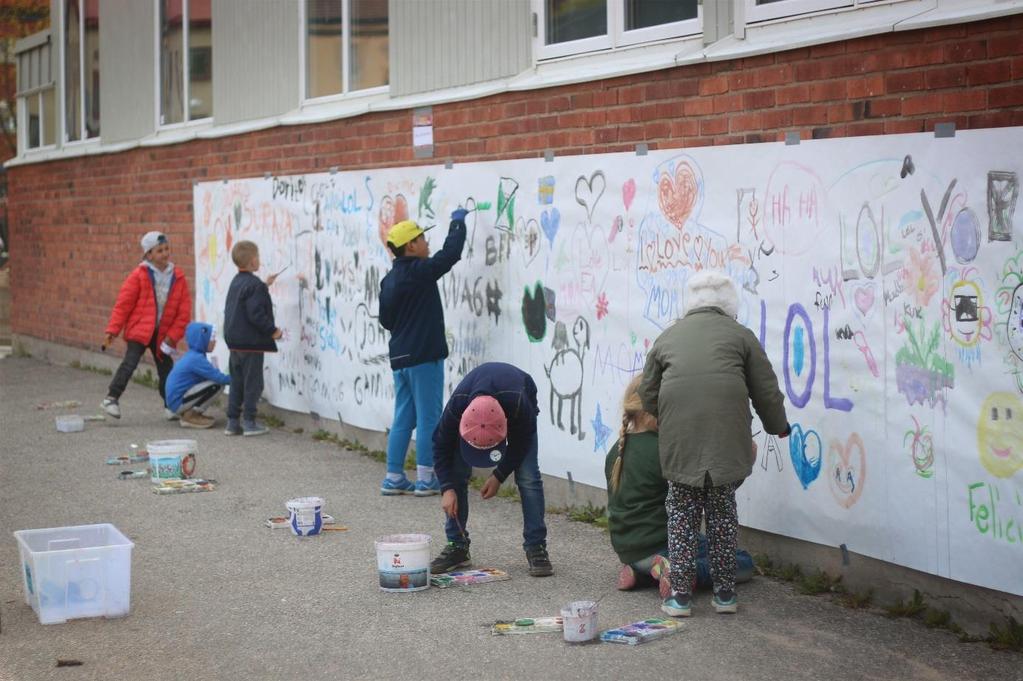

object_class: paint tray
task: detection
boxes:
[491,616,563,635]
[599,617,683,645]
[431,567,510,589]
[265,514,337,529]
[152,479,215,495]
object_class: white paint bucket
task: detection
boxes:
[561,601,599,643]
[286,497,325,536]
[375,534,431,592]
[145,439,197,483]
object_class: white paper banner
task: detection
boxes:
[194,128,1023,595]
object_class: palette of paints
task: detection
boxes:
[491,617,564,635]
[265,514,338,529]
[431,567,510,589]
[599,617,683,645]
[152,479,216,494]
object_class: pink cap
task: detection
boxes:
[459,396,508,450]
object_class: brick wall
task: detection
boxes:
[9,14,1023,350]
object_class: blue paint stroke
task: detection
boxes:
[788,423,822,489]
[591,404,612,453]
[783,303,816,409]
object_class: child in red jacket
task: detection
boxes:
[101,231,191,419]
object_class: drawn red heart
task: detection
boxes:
[622,179,637,212]
[658,162,698,230]
[828,433,866,509]
[378,194,409,247]
[853,285,875,317]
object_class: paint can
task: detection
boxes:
[145,439,197,483]
[375,534,431,592]
[561,601,599,643]
[286,497,325,536]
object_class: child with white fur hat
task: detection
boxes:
[638,269,790,617]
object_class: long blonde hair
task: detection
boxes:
[609,376,656,493]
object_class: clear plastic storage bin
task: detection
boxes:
[14,523,134,624]
[55,415,85,432]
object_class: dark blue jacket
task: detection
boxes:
[378,219,466,370]
[433,362,540,490]
[224,271,278,352]
[165,322,231,412]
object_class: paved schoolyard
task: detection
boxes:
[0,356,1020,681]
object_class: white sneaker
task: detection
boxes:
[101,397,121,419]
[164,408,180,421]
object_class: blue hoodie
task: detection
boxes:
[165,322,231,412]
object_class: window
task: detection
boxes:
[745,0,893,23]
[538,0,701,59]
[63,0,99,142]
[23,87,57,150]
[159,0,212,126]
[304,0,388,100]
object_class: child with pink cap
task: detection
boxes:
[430,361,553,577]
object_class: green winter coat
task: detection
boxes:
[638,306,789,487]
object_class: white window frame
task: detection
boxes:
[60,0,95,145]
[155,0,212,130]
[745,0,899,24]
[535,0,702,60]
[19,87,58,153]
[299,0,390,104]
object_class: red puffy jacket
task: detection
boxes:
[105,264,191,355]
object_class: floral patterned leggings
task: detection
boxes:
[666,480,741,596]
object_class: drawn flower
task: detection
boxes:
[903,247,939,307]
[595,292,609,320]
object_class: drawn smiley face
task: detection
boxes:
[977,392,1023,479]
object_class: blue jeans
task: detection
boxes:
[444,430,547,549]
[386,360,443,474]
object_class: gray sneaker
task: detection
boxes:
[101,397,121,419]
[242,421,269,437]
[224,419,242,436]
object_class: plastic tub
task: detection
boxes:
[146,439,197,482]
[13,523,134,624]
[375,534,431,592]
[285,497,325,536]
[561,601,599,643]
[55,415,85,433]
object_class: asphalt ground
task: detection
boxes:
[1,356,1020,681]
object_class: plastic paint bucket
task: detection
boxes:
[286,497,325,536]
[375,534,431,592]
[145,439,197,483]
[561,601,599,643]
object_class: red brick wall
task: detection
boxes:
[9,15,1023,350]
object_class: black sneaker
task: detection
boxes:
[525,544,554,577]
[430,543,471,574]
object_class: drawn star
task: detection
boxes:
[591,404,612,453]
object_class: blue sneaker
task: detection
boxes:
[713,589,738,614]
[381,476,416,496]
[414,478,441,497]
[661,593,692,618]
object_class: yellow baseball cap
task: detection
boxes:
[386,220,433,248]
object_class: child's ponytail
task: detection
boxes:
[609,411,629,493]
[609,375,651,494]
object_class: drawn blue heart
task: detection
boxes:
[541,208,560,247]
[788,423,822,489]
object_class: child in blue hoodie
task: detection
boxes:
[165,322,231,429]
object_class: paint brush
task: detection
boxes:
[453,514,468,545]
[273,263,291,277]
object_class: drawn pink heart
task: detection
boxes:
[854,286,875,316]
[658,162,698,230]
[828,433,866,509]
[622,179,637,212]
